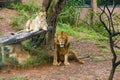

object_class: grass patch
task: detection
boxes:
[115,50,120,55]
[91,56,106,62]
[8,3,43,31]
[13,26,24,31]
[101,48,110,53]
[10,17,19,26]
[57,23,108,42]
[0,16,4,19]
[57,23,80,37]
[9,77,26,80]
[75,26,108,41]
[98,45,107,49]
[96,43,110,53]
[0,77,3,80]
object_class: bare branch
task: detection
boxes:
[114,45,120,49]
[112,32,120,36]
[111,2,117,14]
[99,0,120,79]
[99,6,111,34]
[115,60,120,67]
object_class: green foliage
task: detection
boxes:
[20,48,52,68]
[8,3,42,12]
[26,0,41,8]
[57,23,80,37]
[0,77,3,80]
[84,10,108,38]
[9,77,26,80]
[58,6,79,25]
[75,24,108,41]
[93,22,108,37]
[13,26,24,31]
[10,17,24,31]
[57,22,108,42]
[101,48,110,53]
[8,3,42,31]
[21,42,52,68]
[11,17,19,26]
[115,50,120,55]
[66,0,82,7]
[98,45,106,48]
[58,0,81,25]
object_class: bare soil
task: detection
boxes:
[0,8,19,35]
[0,7,120,80]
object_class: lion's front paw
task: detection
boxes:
[64,62,70,65]
[53,61,59,65]
[53,61,61,66]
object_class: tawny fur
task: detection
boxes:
[25,12,48,32]
[53,31,83,66]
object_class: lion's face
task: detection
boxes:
[55,31,69,47]
[38,12,46,20]
[37,12,47,24]
[57,35,66,47]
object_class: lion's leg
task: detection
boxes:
[53,50,60,65]
[64,53,70,65]
[69,50,84,64]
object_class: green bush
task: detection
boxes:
[58,6,78,25]
[21,42,52,68]
[58,0,81,25]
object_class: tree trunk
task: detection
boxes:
[109,65,116,80]
[42,0,66,49]
[43,0,66,36]
[109,35,117,80]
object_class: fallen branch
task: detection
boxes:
[0,26,53,45]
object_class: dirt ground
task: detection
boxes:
[0,6,120,80]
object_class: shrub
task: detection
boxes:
[58,0,81,25]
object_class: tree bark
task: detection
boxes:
[0,27,53,45]
[43,0,66,36]
[109,65,116,80]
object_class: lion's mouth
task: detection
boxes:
[60,43,65,47]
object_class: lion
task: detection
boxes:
[53,31,84,66]
[10,12,48,35]
[25,12,48,32]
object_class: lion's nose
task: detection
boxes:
[60,42,64,45]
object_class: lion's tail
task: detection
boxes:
[69,49,90,64]
[69,50,83,64]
